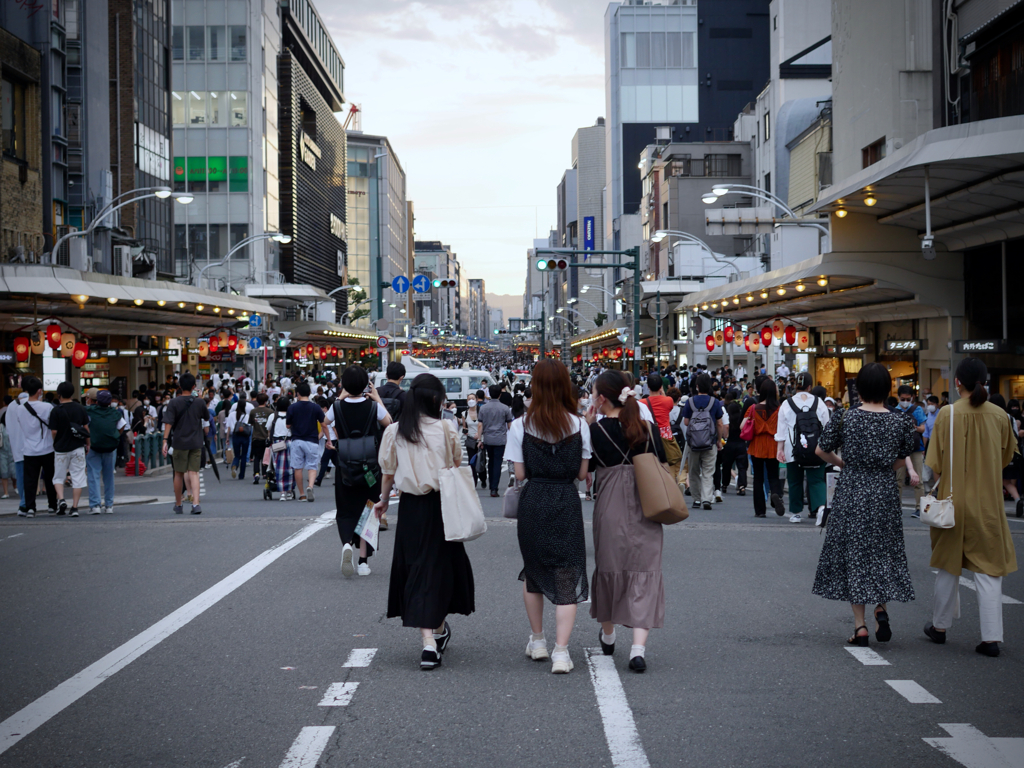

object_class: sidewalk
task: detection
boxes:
[0,470,165,516]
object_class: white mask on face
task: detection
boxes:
[524,398,532,407]
[926,404,936,413]
[467,398,476,407]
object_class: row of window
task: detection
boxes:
[621,32,695,69]
[171,26,246,63]
[172,156,250,193]
[172,91,248,127]
[1,77,28,161]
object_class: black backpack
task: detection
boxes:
[376,384,403,421]
[332,401,380,487]
[787,396,825,467]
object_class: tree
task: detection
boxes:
[595,312,608,328]
[345,277,370,323]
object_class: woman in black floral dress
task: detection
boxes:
[813,363,919,646]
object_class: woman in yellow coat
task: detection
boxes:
[923,357,1018,657]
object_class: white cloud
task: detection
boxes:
[324,0,606,294]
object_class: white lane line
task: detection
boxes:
[845,647,891,665]
[341,648,377,668]
[924,723,1024,768]
[318,682,359,707]
[220,759,245,768]
[0,511,336,756]
[958,576,1022,605]
[886,680,942,704]
[1,533,24,541]
[585,649,652,768]
[278,726,335,768]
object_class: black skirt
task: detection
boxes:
[387,491,475,628]
[334,477,381,557]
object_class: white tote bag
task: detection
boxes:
[919,407,955,529]
[439,420,487,542]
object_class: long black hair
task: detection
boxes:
[956,357,989,407]
[758,378,779,415]
[398,373,445,444]
[234,392,247,419]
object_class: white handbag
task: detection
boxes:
[919,407,955,529]
[438,420,487,542]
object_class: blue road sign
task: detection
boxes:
[249,314,263,328]
[249,337,263,350]
[392,275,410,293]
[412,274,430,293]
[432,328,440,337]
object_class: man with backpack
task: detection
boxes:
[86,390,128,514]
[162,373,210,515]
[14,377,58,517]
[643,373,682,480]
[775,371,830,524]
[49,381,90,516]
[376,362,406,422]
[682,373,726,510]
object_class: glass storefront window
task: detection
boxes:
[230,26,246,61]
[171,91,185,125]
[188,90,207,124]
[187,26,204,61]
[229,91,247,126]
[208,26,226,61]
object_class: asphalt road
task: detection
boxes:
[1,461,1022,768]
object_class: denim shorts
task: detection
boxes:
[289,440,320,470]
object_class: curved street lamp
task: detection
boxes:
[700,184,829,235]
[194,232,291,287]
[652,229,741,278]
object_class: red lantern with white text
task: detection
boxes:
[227,334,238,350]
[14,336,29,362]
[294,349,302,360]
[743,334,750,352]
[72,341,88,367]
[306,343,314,356]
[46,324,62,349]
[724,326,735,344]
[331,346,338,357]
[705,335,715,352]
[760,326,773,347]
[785,325,797,345]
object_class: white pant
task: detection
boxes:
[53,447,88,489]
[932,568,1004,643]
[687,447,717,505]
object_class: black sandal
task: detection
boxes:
[874,605,892,642]
[847,625,869,647]
[737,486,746,496]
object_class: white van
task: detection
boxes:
[371,364,495,407]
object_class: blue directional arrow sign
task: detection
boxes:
[249,337,263,350]
[249,314,263,328]
[392,275,410,293]
[412,274,430,293]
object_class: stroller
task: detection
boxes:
[262,459,277,500]
[263,441,294,501]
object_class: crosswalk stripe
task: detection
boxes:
[278,726,335,768]
[318,682,359,707]
[886,680,941,703]
[585,649,651,768]
[845,647,890,665]
[341,649,377,668]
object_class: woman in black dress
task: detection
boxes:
[505,360,591,674]
[323,366,391,578]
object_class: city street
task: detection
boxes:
[1,465,1022,768]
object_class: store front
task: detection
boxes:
[570,326,634,369]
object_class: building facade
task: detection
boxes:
[467,278,488,339]
[413,241,461,331]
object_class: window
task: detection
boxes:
[208,91,226,125]
[188,90,207,124]
[208,224,227,258]
[704,154,742,177]
[229,156,249,192]
[187,26,204,60]
[862,137,886,168]
[230,26,246,61]
[764,172,771,195]
[636,32,651,67]
[172,26,183,60]
[230,224,249,258]
[667,32,682,67]
[229,91,247,126]
[171,91,185,125]
[66,0,78,39]
[187,156,207,192]
[764,111,770,141]
[208,26,225,61]
[651,32,666,68]
[444,377,463,395]
[1,77,27,160]
[207,156,227,192]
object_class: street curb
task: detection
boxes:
[0,495,159,516]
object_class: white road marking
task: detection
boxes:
[886,680,941,704]
[957,576,1022,605]
[278,726,335,768]
[318,682,359,707]
[585,649,652,768]
[1,533,24,541]
[341,648,377,668]
[844,647,891,665]
[924,723,1024,768]
[220,759,245,768]
[0,511,336,756]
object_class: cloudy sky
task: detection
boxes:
[322,0,610,295]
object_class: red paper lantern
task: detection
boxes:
[209,336,219,352]
[331,346,338,357]
[72,341,89,368]
[14,336,29,362]
[294,350,301,360]
[784,325,797,345]
[304,343,312,356]
[760,326,773,347]
[724,326,735,344]
[227,334,238,350]
[46,323,62,349]
[743,334,750,351]
[705,335,715,352]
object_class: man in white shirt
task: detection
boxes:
[7,392,28,512]
[776,362,791,379]
[776,371,830,524]
[15,377,57,516]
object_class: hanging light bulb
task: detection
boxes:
[864,195,877,207]
[732,297,740,304]
[745,295,754,302]
[817,276,829,287]
[835,208,848,218]
[795,283,806,292]
[759,290,769,299]
[776,286,787,296]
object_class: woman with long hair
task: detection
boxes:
[742,379,785,517]
[226,394,250,480]
[924,358,1018,656]
[814,363,918,646]
[460,389,484,487]
[373,373,475,670]
[505,360,591,674]
[586,369,667,673]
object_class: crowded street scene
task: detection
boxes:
[2,0,1023,767]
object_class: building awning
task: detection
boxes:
[810,115,1024,251]
[678,251,964,328]
[243,284,333,303]
[570,325,627,349]
[274,320,380,346]
[0,265,277,337]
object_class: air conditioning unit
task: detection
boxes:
[114,245,131,277]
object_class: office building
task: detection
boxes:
[604,0,769,250]
[489,307,504,336]
[347,131,408,329]
[414,241,461,331]
[467,278,488,339]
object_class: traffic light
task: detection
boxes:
[535,258,568,271]
[277,331,291,348]
[431,278,456,288]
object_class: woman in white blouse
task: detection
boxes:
[373,373,475,671]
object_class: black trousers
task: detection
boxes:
[749,457,782,516]
[23,452,58,512]
[316,446,337,485]
[484,443,505,493]
[718,440,749,490]
[251,439,267,478]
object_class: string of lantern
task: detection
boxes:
[13,318,92,368]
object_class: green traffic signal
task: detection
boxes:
[432,279,441,288]
[535,259,548,271]
[493,328,498,334]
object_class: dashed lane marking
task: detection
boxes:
[341,649,376,668]
[924,723,1024,768]
[844,647,891,665]
[585,649,652,768]
[318,682,359,707]
[886,680,942,704]
[1,533,24,541]
[0,511,336,756]
[278,726,335,768]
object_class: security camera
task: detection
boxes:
[921,236,935,260]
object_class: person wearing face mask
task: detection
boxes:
[461,393,483,487]
[922,395,940,449]
[894,385,928,511]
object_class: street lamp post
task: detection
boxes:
[194,232,291,287]
[701,184,830,236]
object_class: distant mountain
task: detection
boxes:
[485,293,525,325]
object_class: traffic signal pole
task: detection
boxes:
[534,247,641,376]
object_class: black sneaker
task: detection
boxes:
[702,501,712,511]
[433,621,452,654]
[923,622,946,644]
[975,641,1000,657]
[684,487,691,496]
[628,656,647,673]
[420,646,442,670]
[57,500,68,516]
[190,505,202,515]
[770,493,786,516]
[69,508,79,517]
[173,505,183,515]
[599,631,615,656]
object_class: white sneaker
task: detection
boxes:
[104,506,113,514]
[789,513,802,524]
[357,562,371,576]
[714,489,723,502]
[551,647,573,674]
[89,506,102,515]
[279,492,291,501]
[341,544,354,577]
[815,506,826,526]
[525,636,549,661]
